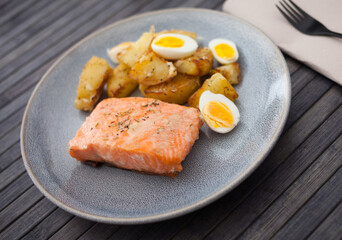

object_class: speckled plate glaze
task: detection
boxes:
[21,9,290,224]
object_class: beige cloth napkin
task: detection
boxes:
[222,0,342,85]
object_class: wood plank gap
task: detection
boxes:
[290,66,317,97]
[235,134,342,240]
[0,0,134,96]
[0,173,33,212]
[0,157,25,191]
[138,211,198,240]
[272,164,342,239]
[0,186,44,232]
[0,0,76,49]
[283,76,334,132]
[107,224,154,240]
[307,200,342,240]
[0,0,97,62]
[0,105,25,139]
[22,207,74,240]
[0,198,58,240]
[271,168,342,240]
[49,217,96,240]
[0,124,21,156]
[0,0,37,25]
[0,0,54,37]
[77,223,120,240]
[0,0,115,85]
[0,141,21,172]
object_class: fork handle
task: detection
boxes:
[320,30,342,39]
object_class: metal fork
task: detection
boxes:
[276,0,342,38]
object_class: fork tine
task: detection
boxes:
[282,0,303,20]
[279,1,300,22]
[288,0,309,17]
[276,4,298,27]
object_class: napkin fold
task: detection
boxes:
[223,0,342,85]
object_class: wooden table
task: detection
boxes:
[0,0,341,239]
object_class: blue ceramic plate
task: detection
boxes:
[21,9,290,224]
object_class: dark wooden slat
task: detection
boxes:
[78,224,120,240]
[0,142,21,172]
[308,201,342,240]
[0,0,96,63]
[21,208,74,240]
[0,0,23,14]
[0,186,43,232]
[171,86,342,240]
[0,1,96,66]
[0,0,53,36]
[178,0,206,8]
[107,225,153,240]
[49,217,95,240]
[0,59,53,122]
[193,0,221,9]
[0,124,21,155]
[0,0,118,88]
[284,56,301,74]
[273,165,342,239]
[237,135,342,239]
[0,158,24,191]
[290,65,317,97]
[0,0,78,52]
[0,87,32,123]
[284,75,333,131]
[0,173,32,212]
[202,106,342,240]
[0,198,57,240]
[0,105,25,139]
[138,212,197,240]
[0,0,37,25]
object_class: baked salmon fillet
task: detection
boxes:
[69,97,203,176]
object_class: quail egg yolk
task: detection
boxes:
[154,36,184,48]
[202,101,234,128]
[214,43,235,59]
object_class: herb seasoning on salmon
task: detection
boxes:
[69,97,203,176]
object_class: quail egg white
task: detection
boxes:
[199,90,240,133]
[208,38,239,64]
[151,33,198,60]
[107,42,133,63]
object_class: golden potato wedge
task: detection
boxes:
[141,74,201,104]
[210,62,241,85]
[188,73,238,108]
[155,29,197,40]
[129,51,177,86]
[174,47,213,76]
[117,27,154,67]
[107,64,138,98]
[75,56,112,111]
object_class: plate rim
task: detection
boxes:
[20,8,291,224]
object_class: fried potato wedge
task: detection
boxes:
[188,73,238,108]
[117,27,155,67]
[129,51,177,86]
[174,47,213,76]
[107,64,138,98]
[75,56,112,111]
[210,62,241,85]
[141,74,201,104]
[155,29,197,40]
